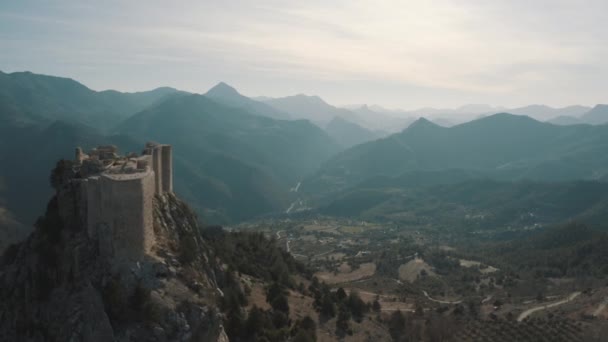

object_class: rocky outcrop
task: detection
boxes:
[0,177,227,341]
[0,205,30,254]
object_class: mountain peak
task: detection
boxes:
[457,113,546,131]
[479,112,540,124]
[591,104,608,110]
[328,115,347,124]
[205,81,241,98]
[581,104,608,125]
[405,117,441,131]
[287,94,326,105]
[267,93,331,109]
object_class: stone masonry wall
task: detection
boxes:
[152,147,163,194]
[85,171,156,261]
[161,145,173,193]
[79,143,173,263]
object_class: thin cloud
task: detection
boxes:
[0,0,606,108]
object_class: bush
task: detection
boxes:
[102,279,162,325]
[336,305,351,336]
[201,228,308,288]
[102,277,129,322]
[372,299,381,312]
[179,235,198,264]
[388,310,405,341]
[346,291,368,322]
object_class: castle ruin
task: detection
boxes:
[74,142,173,261]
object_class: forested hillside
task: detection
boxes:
[0,71,183,130]
[119,94,340,222]
[304,114,608,196]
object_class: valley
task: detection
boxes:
[1,70,608,341]
[231,214,608,340]
[3,1,608,340]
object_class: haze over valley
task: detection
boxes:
[2,70,608,229]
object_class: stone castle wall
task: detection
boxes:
[78,142,173,262]
[146,143,173,194]
[161,145,173,193]
[151,147,163,194]
[85,170,156,260]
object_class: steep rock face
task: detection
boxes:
[0,205,29,253]
[0,180,227,341]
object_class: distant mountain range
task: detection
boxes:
[547,116,584,126]
[0,71,340,225]
[349,105,415,132]
[119,94,339,222]
[0,70,185,131]
[508,104,591,121]
[544,105,608,126]
[205,82,291,120]
[580,104,608,125]
[261,94,352,125]
[302,113,608,196]
[346,103,608,126]
[259,94,401,147]
[205,86,394,147]
[1,70,607,228]
[324,116,381,148]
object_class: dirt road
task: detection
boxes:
[517,292,581,322]
[422,290,463,304]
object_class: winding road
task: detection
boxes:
[276,230,332,258]
[422,290,463,305]
[517,291,581,322]
[290,182,301,192]
[285,201,297,214]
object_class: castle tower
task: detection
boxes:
[152,145,163,194]
[76,142,174,262]
[85,171,156,261]
[161,145,173,193]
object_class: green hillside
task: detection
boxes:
[119,94,341,222]
[581,104,608,125]
[205,82,290,120]
[0,70,184,130]
[0,71,343,225]
[318,179,608,232]
[0,120,139,225]
[304,114,608,195]
[325,116,380,148]
[481,223,608,278]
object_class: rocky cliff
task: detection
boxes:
[0,172,228,341]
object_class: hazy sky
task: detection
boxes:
[1,0,606,109]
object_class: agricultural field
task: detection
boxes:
[232,216,608,340]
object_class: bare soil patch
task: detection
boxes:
[315,262,377,284]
